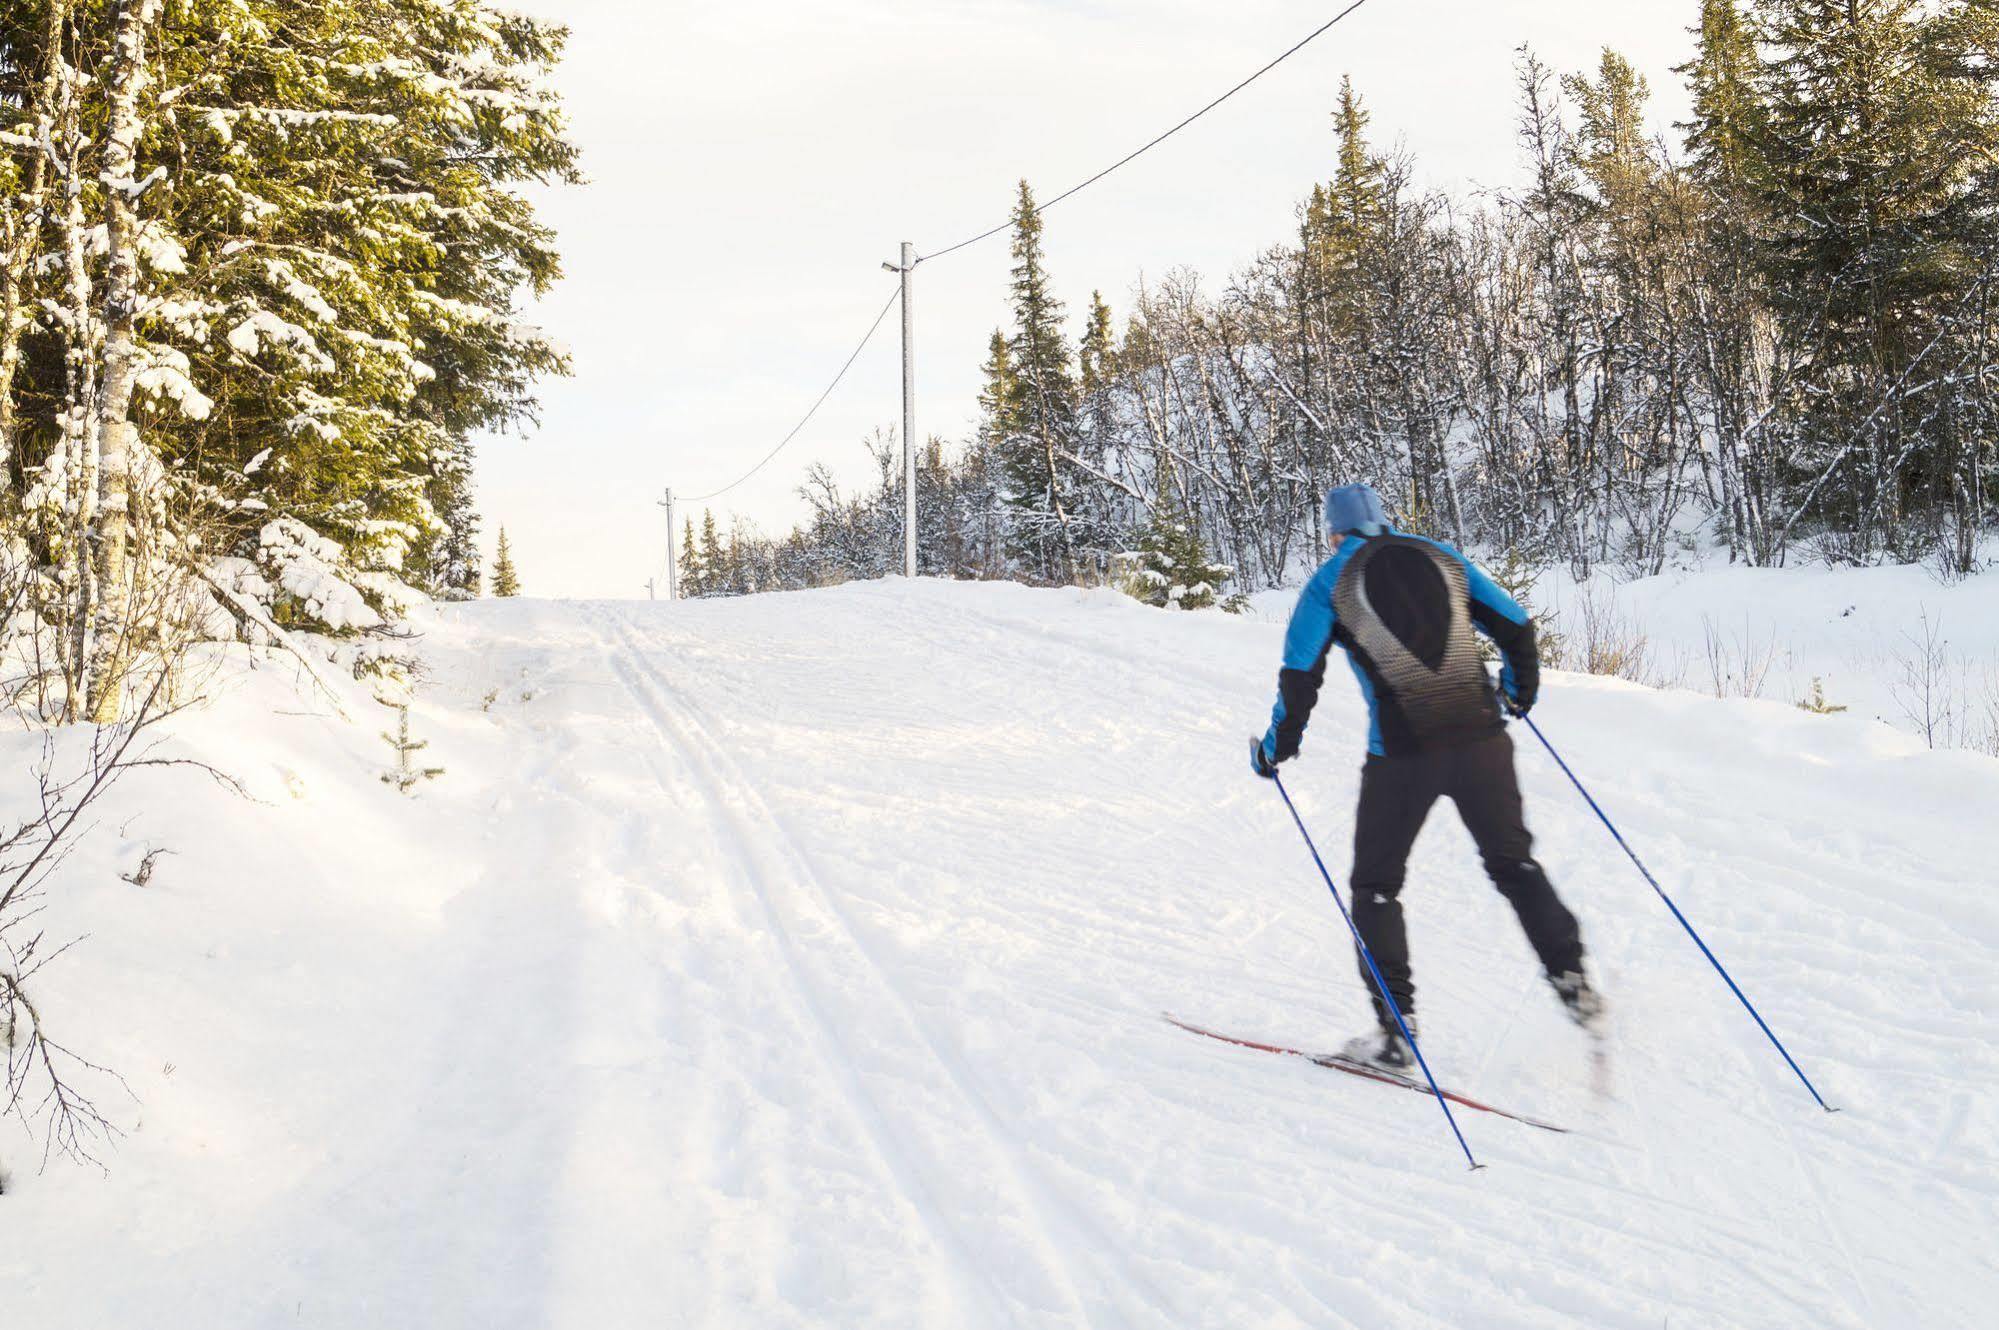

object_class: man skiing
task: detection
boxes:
[1251,483,1604,1070]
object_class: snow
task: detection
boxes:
[264,259,338,323]
[256,517,383,632]
[5,578,1995,1328]
[131,343,215,419]
[1249,554,1999,756]
[1527,559,1999,748]
[227,309,334,372]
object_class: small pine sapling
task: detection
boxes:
[353,645,422,707]
[1795,678,1847,715]
[492,529,523,598]
[1121,457,1230,610]
[380,704,445,794]
[1484,549,1565,668]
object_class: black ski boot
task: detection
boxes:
[1340,1017,1417,1071]
[1551,971,1607,1031]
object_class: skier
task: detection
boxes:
[1251,483,1604,1070]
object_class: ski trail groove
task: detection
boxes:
[602,611,1187,1330]
[600,636,1093,1326]
[593,626,1014,1330]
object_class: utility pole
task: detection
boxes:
[657,487,677,601]
[885,243,917,577]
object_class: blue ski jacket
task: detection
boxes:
[1262,531,1539,759]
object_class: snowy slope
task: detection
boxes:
[7,579,1997,1329]
[1530,558,1999,739]
[1249,555,1999,754]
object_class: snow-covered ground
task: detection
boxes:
[7,577,1997,1328]
[1533,558,1999,745]
[1251,554,1999,755]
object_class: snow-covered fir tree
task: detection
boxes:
[678,521,705,598]
[491,526,520,597]
[1123,456,1228,611]
[997,181,1084,582]
[1752,0,1999,560]
[698,509,725,594]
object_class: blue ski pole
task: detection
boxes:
[1518,713,1835,1113]
[1268,766,1485,1171]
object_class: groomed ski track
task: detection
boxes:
[454,582,1988,1328]
[10,578,1995,1328]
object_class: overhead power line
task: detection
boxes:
[663,0,1381,582]
[679,284,902,504]
[916,0,1378,265]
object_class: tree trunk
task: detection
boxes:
[85,0,163,725]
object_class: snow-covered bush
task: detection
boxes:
[256,518,384,634]
[1119,459,1231,611]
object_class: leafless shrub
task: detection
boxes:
[1,689,173,1183]
[1570,584,1655,684]
[0,523,237,1188]
[1883,611,1999,756]
[1701,614,1780,700]
[1888,609,1955,749]
[1974,664,1999,759]
[4,494,230,726]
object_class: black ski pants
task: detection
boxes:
[1348,730,1583,1028]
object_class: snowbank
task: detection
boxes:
[1250,555,1999,756]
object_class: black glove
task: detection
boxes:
[1250,733,1282,779]
[1500,661,1536,717]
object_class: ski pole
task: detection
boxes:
[1269,768,1485,1171]
[1518,713,1835,1113]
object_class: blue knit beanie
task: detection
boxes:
[1325,483,1389,537]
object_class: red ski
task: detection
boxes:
[1163,1012,1569,1134]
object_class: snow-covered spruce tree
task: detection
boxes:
[997,181,1086,583]
[1676,0,1788,567]
[697,508,727,594]
[1068,287,1136,572]
[678,520,704,598]
[1753,0,1999,561]
[0,0,72,489]
[723,525,749,595]
[1300,75,1389,337]
[490,526,519,596]
[967,328,1019,577]
[165,0,580,605]
[1,0,579,720]
[1925,0,1999,571]
[424,448,483,600]
[1122,455,1227,611]
[1562,48,1712,574]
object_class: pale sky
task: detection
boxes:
[481,1,1697,598]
